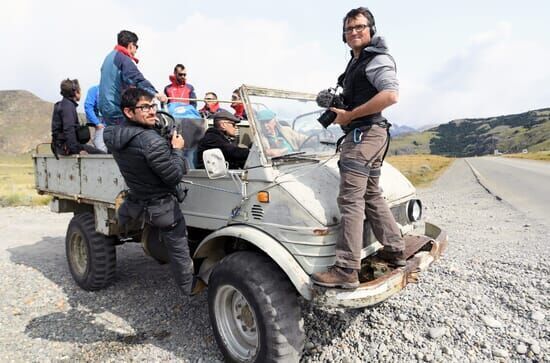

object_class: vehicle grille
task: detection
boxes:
[251,204,264,220]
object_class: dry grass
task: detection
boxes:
[386,154,454,188]
[504,150,550,161]
[0,153,50,207]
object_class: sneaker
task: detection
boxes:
[311,266,359,289]
[376,249,407,267]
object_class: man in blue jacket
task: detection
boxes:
[84,85,107,152]
[99,30,167,126]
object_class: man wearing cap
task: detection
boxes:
[256,109,307,157]
[196,110,249,169]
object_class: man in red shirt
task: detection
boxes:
[163,64,197,108]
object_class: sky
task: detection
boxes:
[1,0,549,128]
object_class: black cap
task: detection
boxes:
[211,109,240,124]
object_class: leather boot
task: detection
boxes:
[376,249,407,267]
[311,266,359,289]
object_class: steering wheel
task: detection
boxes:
[298,128,336,151]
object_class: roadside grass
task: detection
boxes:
[0,153,50,207]
[386,154,454,188]
[504,150,550,161]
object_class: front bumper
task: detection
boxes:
[311,222,448,309]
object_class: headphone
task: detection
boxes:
[342,7,376,42]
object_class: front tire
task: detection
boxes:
[208,251,305,362]
[65,212,116,290]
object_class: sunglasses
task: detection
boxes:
[177,73,187,77]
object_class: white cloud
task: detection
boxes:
[390,22,550,126]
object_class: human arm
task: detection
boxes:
[60,101,83,154]
[118,54,157,96]
[144,133,187,187]
[333,54,399,126]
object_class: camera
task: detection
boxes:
[316,88,346,128]
[155,110,182,141]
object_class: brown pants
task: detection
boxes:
[335,125,405,270]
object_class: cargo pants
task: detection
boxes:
[335,124,405,270]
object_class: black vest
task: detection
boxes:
[338,50,386,133]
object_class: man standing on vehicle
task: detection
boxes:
[99,30,167,126]
[163,64,197,108]
[311,7,405,289]
[103,88,194,295]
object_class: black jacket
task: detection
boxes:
[104,121,187,200]
[196,128,249,169]
[51,97,82,155]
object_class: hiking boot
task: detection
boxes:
[311,266,359,289]
[376,249,407,267]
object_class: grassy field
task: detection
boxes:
[504,150,550,161]
[0,153,453,207]
[386,154,454,188]
[0,153,50,207]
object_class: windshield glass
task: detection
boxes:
[247,94,344,159]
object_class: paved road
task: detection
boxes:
[466,156,550,223]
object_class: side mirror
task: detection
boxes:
[203,148,228,179]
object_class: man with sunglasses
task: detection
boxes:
[104,87,194,296]
[99,30,167,126]
[311,7,405,289]
[163,64,197,108]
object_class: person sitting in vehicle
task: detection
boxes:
[256,109,306,157]
[230,88,247,120]
[196,110,249,169]
[51,79,104,156]
[199,92,228,118]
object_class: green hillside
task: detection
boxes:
[391,108,550,157]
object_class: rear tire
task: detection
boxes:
[65,212,116,290]
[208,251,305,362]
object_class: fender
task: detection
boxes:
[194,224,312,299]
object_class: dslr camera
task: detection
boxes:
[155,110,182,141]
[316,88,346,128]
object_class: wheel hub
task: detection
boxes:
[69,231,88,276]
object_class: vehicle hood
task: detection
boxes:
[275,158,415,226]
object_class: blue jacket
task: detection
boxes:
[84,85,103,126]
[99,49,157,121]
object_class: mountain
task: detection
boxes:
[391,123,416,136]
[390,108,550,156]
[0,90,54,154]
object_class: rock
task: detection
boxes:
[416,352,424,361]
[516,344,527,354]
[480,315,503,328]
[531,344,541,355]
[398,313,408,321]
[442,346,451,355]
[492,348,508,358]
[530,311,545,321]
[428,326,446,340]
[305,342,315,351]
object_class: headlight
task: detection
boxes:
[407,199,422,222]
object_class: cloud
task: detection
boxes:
[390,22,550,126]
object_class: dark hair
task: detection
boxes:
[174,64,185,73]
[343,7,376,37]
[60,78,80,98]
[117,30,138,47]
[205,92,218,99]
[120,87,153,111]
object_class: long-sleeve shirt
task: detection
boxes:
[84,85,103,126]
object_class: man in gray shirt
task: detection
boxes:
[312,7,405,289]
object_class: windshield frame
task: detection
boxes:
[240,85,340,166]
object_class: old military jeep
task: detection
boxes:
[33,85,447,362]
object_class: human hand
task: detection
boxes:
[79,150,89,155]
[96,124,105,129]
[157,93,168,104]
[331,107,352,126]
[171,131,185,149]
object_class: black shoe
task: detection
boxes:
[376,249,407,267]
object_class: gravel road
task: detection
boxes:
[1,159,548,362]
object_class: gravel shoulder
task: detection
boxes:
[1,159,548,362]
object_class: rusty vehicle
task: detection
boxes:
[33,85,447,362]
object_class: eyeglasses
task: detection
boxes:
[343,24,369,34]
[205,98,216,102]
[177,73,187,77]
[133,103,157,112]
